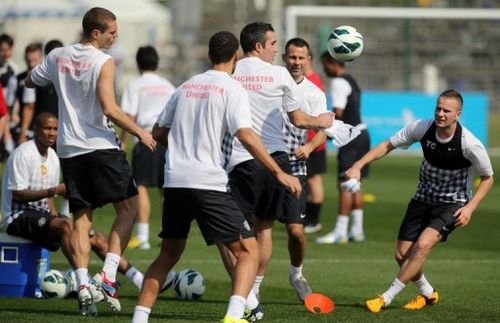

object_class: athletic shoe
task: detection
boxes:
[243,303,264,322]
[403,291,439,310]
[290,275,312,302]
[366,295,386,313]
[316,231,348,244]
[88,276,105,302]
[78,285,97,316]
[221,315,249,323]
[348,232,365,242]
[304,223,322,234]
[95,271,121,312]
[127,236,151,250]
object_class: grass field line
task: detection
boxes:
[50,258,500,266]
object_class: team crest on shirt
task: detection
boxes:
[38,217,47,227]
[40,164,47,176]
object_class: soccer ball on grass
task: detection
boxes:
[327,25,364,62]
[40,269,70,298]
[174,269,205,300]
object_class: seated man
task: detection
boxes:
[0,112,162,298]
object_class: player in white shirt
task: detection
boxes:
[221,22,334,320]
[131,31,300,323]
[25,7,156,316]
[343,90,494,313]
[121,46,175,250]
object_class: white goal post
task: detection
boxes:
[285,6,500,40]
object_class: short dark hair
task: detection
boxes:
[82,7,116,39]
[25,42,42,56]
[208,31,239,65]
[320,50,345,67]
[284,37,311,56]
[0,33,14,47]
[439,89,463,109]
[34,112,57,130]
[136,46,159,71]
[44,39,63,55]
[240,22,274,53]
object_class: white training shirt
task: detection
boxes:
[228,57,300,170]
[121,73,175,133]
[30,43,119,158]
[1,140,60,228]
[330,77,351,109]
[156,69,253,191]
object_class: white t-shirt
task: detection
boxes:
[30,43,119,158]
[228,57,300,170]
[156,69,252,191]
[390,119,493,177]
[330,77,351,109]
[121,73,175,133]
[1,140,60,228]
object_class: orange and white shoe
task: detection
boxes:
[366,295,386,313]
[403,291,439,310]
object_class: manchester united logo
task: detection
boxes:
[40,164,47,176]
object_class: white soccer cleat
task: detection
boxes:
[78,285,97,316]
[316,230,348,244]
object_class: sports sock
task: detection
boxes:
[137,223,149,243]
[305,203,321,226]
[246,290,259,310]
[334,214,349,236]
[75,268,89,289]
[289,265,303,281]
[226,295,246,319]
[382,278,406,306]
[125,266,144,290]
[132,305,151,323]
[252,275,264,297]
[102,252,121,282]
[350,209,364,236]
[414,274,434,297]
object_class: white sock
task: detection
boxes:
[137,223,149,242]
[102,252,121,282]
[382,278,406,306]
[75,268,89,289]
[246,290,259,310]
[350,209,364,235]
[252,276,264,297]
[334,215,349,236]
[125,266,144,290]
[414,274,434,297]
[289,265,303,281]
[132,305,151,323]
[226,295,246,319]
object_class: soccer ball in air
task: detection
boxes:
[174,269,205,300]
[327,25,364,62]
[40,269,71,298]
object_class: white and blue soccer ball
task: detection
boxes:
[174,269,205,300]
[327,25,364,62]
[40,269,71,299]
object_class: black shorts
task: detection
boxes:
[60,149,138,213]
[306,150,327,177]
[338,130,370,180]
[132,142,166,187]
[278,175,307,224]
[159,188,253,245]
[6,210,60,251]
[229,152,290,221]
[398,199,463,242]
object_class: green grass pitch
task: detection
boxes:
[1,155,499,322]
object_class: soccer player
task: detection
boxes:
[343,90,494,313]
[317,51,371,244]
[279,37,328,302]
[222,22,334,320]
[121,46,175,250]
[131,31,300,323]
[1,113,147,296]
[25,7,156,315]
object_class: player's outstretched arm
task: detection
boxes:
[98,59,156,152]
[12,183,66,203]
[453,175,494,228]
[287,109,334,130]
[236,127,301,199]
[345,140,395,181]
